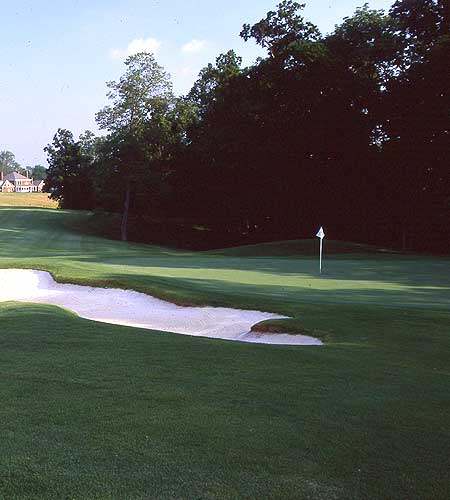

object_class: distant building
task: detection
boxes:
[0,171,45,193]
[1,179,14,192]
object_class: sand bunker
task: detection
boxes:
[0,269,322,345]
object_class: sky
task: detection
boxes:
[0,0,394,167]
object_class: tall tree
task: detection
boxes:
[0,150,20,175]
[95,52,173,241]
[380,0,450,249]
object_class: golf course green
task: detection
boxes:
[0,202,449,499]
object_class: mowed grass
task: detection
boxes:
[0,206,450,499]
[1,208,450,314]
[0,192,57,208]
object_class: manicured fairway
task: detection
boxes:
[0,206,449,499]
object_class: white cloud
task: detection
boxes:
[181,39,207,54]
[110,37,162,60]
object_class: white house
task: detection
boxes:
[0,171,45,193]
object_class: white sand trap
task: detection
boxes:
[0,269,322,345]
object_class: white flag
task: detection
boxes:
[316,226,325,239]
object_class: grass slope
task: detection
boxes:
[0,206,449,499]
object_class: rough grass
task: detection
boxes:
[0,207,449,499]
[0,192,57,208]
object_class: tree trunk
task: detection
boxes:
[121,178,131,241]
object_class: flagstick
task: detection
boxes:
[316,226,325,275]
[319,237,323,274]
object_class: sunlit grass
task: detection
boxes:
[0,192,57,208]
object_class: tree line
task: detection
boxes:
[44,0,450,252]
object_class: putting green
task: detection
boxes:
[0,206,449,499]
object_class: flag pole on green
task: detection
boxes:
[316,226,325,274]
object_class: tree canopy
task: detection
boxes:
[43,0,450,252]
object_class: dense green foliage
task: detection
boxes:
[0,150,20,174]
[0,206,450,499]
[28,164,47,180]
[44,130,96,209]
[44,0,450,251]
